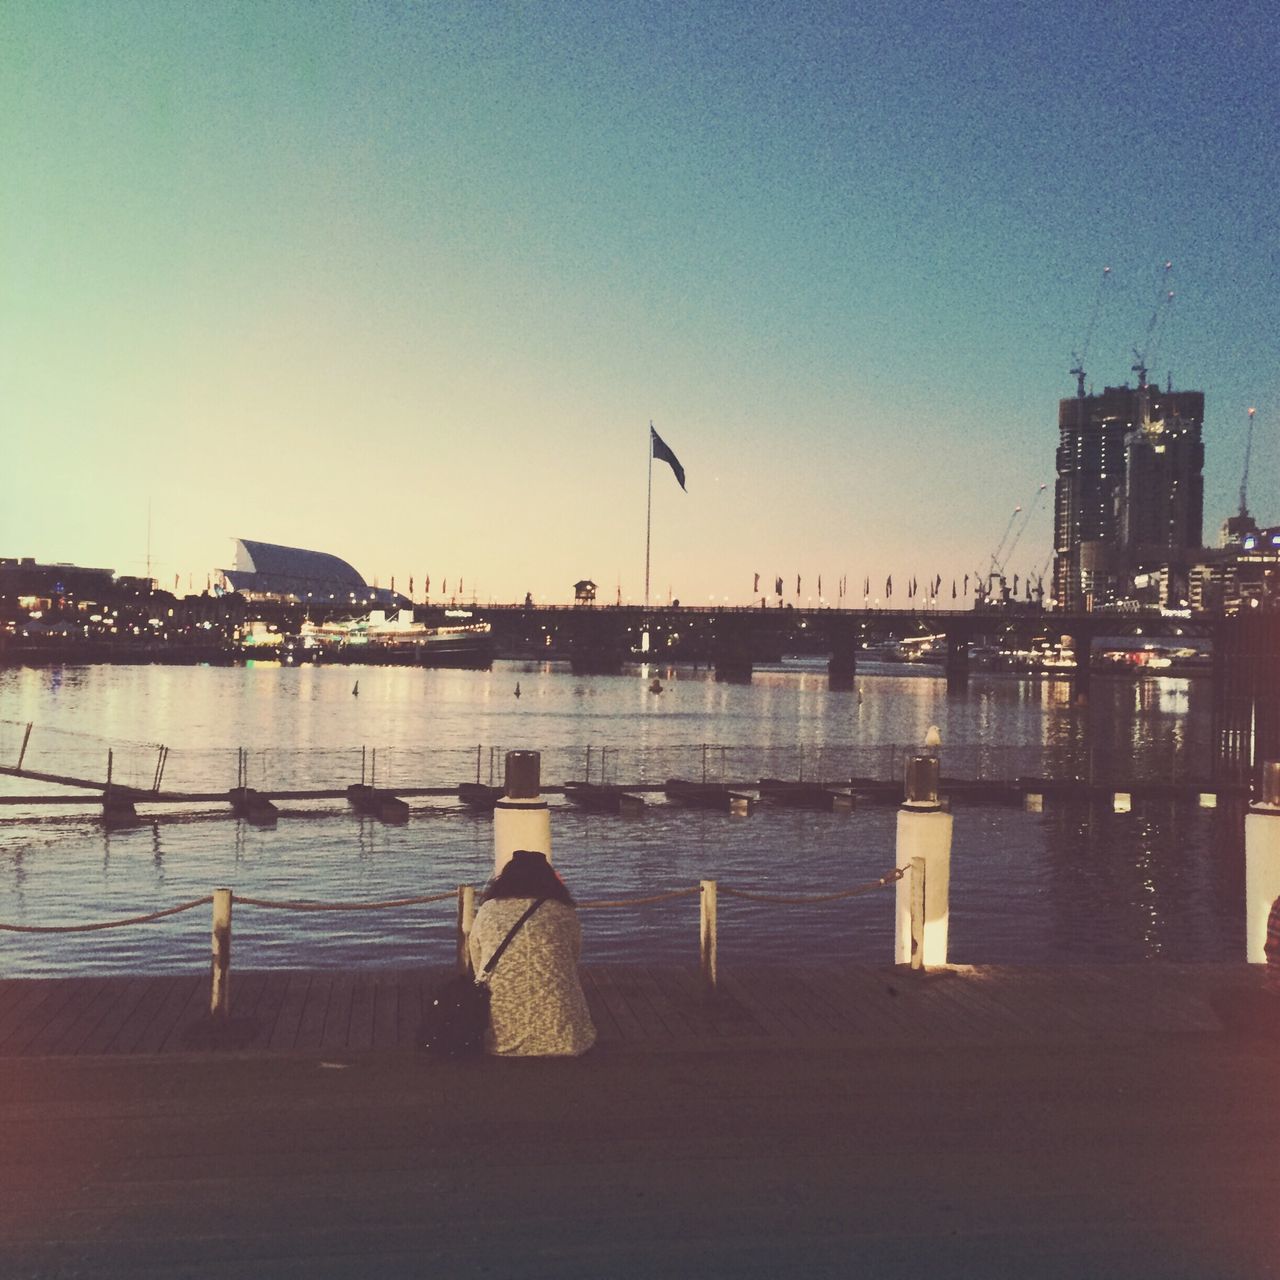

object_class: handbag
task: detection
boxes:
[419,898,545,1057]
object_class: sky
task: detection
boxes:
[3,0,1278,607]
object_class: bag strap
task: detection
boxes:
[480,898,546,979]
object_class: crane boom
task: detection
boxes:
[1239,407,1257,518]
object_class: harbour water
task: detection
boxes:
[0,660,1245,977]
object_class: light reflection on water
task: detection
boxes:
[0,660,1243,976]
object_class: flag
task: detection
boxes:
[1012,574,1019,594]
[775,576,783,596]
[409,577,414,596]
[864,576,870,596]
[818,574,822,596]
[391,576,395,593]
[952,580,957,599]
[964,574,969,595]
[753,572,760,594]
[425,575,431,594]
[796,574,801,596]
[650,425,686,491]
[886,575,892,596]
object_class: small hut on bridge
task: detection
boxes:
[573,579,597,606]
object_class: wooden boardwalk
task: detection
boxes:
[0,962,1268,1057]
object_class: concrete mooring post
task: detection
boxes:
[493,750,552,876]
[1245,761,1280,963]
[894,755,953,967]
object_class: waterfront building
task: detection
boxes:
[1189,523,1280,614]
[219,538,405,607]
[1053,381,1204,610]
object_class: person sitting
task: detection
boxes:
[467,848,596,1057]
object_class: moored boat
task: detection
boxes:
[563,781,645,815]
[457,782,503,811]
[664,778,753,814]
[757,778,855,812]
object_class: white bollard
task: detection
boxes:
[1245,761,1280,964]
[1199,792,1217,809]
[493,750,552,876]
[1024,791,1043,813]
[1113,792,1131,813]
[894,756,953,967]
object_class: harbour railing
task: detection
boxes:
[0,869,910,1007]
[0,719,1214,799]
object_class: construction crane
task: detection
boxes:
[1131,260,1175,391]
[977,484,1050,602]
[1069,265,1112,397]
[1239,406,1258,518]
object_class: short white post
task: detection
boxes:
[894,756,953,967]
[1199,792,1217,809]
[909,856,926,971]
[1024,791,1043,813]
[1245,761,1280,963]
[700,879,718,991]
[1113,792,1131,813]
[210,888,233,1018]
[456,883,476,973]
[493,750,552,875]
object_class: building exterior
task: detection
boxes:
[220,539,405,607]
[1189,521,1280,614]
[1053,382,1204,610]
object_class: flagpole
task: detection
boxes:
[644,422,653,609]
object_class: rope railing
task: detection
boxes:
[234,890,457,912]
[717,868,904,905]
[0,895,214,934]
[577,887,702,910]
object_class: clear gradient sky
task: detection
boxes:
[3,0,1277,606]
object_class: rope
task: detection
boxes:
[0,896,213,934]
[717,867,904,905]
[578,887,703,911]
[233,890,457,912]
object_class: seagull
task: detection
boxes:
[924,724,941,748]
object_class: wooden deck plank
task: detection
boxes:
[0,979,70,1052]
[371,974,400,1049]
[657,963,768,1039]
[634,965,704,1041]
[319,972,355,1051]
[789,965,936,1042]
[104,977,179,1055]
[599,965,674,1041]
[72,978,155,1054]
[582,966,646,1043]
[718,969,807,1039]
[395,971,425,1049]
[576,967,623,1043]
[129,975,205,1056]
[347,974,377,1052]
[13,978,109,1057]
[160,969,221,1053]
[267,973,312,1052]
[893,969,1041,1041]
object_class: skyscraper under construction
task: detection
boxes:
[1053,379,1204,611]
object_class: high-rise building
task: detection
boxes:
[1053,381,1204,610]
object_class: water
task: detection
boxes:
[0,660,1244,976]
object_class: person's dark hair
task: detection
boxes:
[481,849,575,905]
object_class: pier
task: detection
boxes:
[1,963,1276,1278]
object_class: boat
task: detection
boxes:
[563,781,645,815]
[664,778,753,814]
[457,782,503,811]
[228,785,279,826]
[346,783,410,824]
[757,778,854,812]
